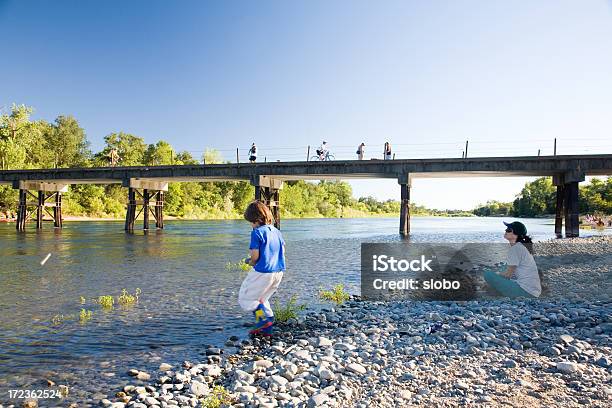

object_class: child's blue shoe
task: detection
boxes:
[260,323,273,337]
[250,303,273,335]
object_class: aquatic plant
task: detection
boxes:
[79,309,93,324]
[98,295,114,309]
[118,288,141,306]
[319,284,351,305]
[201,385,232,408]
[225,260,251,272]
[79,296,86,304]
[273,295,306,323]
[51,314,65,325]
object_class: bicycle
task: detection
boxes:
[310,151,335,161]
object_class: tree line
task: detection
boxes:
[472,177,611,217]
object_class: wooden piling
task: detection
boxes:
[143,189,149,231]
[16,189,26,232]
[36,190,44,229]
[399,183,410,236]
[54,192,63,228]
[307,146,310,161]
[156,191,164,229]
[125,187,136,232]
[554,185,564,238]
[563,181,579,238]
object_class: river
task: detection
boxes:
[0,217,608,403]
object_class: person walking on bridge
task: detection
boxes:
[356,143,365,160]
[248,143,257,163]
[239,201,286,336]
[384,142,392,160]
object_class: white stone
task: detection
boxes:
[189,380,209,397]
[556,361,578,374]
[346,363,366,375]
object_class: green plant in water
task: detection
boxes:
[98,295,114,309]
[273,295,306,323]
[79,296,86,304]
[201,385,232,408]
[118,288,141,306]
[51,314,65,325]
[79,309,93,324]
[319,284,351,305]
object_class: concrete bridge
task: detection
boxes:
[1,154,611,237]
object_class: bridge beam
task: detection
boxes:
[398,174,412,237]
[562,171,584,238]
[251,176,283,229]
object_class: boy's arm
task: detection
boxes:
[248,249,260,266]
[503,265,516,278]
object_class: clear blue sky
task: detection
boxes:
[1,1,611,209]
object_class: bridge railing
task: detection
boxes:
[181,137,612,164]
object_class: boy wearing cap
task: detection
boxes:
[483,221,542,298]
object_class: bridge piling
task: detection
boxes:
[252,176,282,229]
[123,179,168,233]
[16,189,26,232]
[143,189,150,231]
[552,175,564,238]
[13,182,67,231]
[398,174,412,237]
[562,171,584,238]
[155,191,164,229]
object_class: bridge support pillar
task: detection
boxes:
[398,174,412,237]
[562,171,584,238]
[13,181,68,232]
[252,176,283,229]
[123,179,169,233]
[552,175,564,238]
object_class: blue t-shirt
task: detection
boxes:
[249,224,285,273]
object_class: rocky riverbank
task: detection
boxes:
[3,236,610,408]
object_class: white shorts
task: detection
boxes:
[238,269,283,316]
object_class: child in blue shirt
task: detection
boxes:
[238,201,285,335]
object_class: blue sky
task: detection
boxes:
[1,1,611,209]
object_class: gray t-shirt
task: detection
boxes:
[507,242,541,297]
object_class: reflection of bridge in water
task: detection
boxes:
[1,154,611,237]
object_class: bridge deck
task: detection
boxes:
[0,155,610,185]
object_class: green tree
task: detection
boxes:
[512,177,556,217]
[144,140,175,165]
[96,132,147,166]
[202,148,223,164]
[45,115,91,167]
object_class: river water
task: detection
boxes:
[0,217,608,403]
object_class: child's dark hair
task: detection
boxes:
[516,234,533,254]
[244,201,273,225]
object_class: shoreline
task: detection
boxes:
[89,236,611,408]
